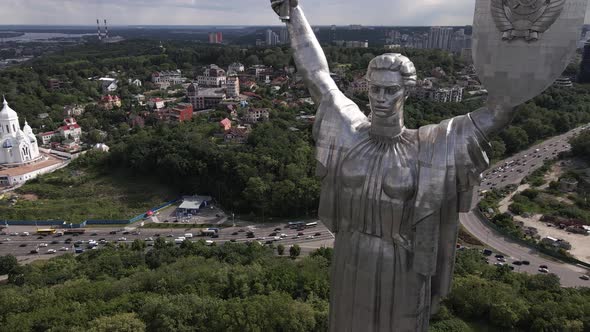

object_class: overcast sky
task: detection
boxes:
[0,0,588,26]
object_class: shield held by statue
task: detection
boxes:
[472,0,588,107]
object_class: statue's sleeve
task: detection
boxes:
[452,114,491,212]
[312,89,369,174]
[313,90,368,233]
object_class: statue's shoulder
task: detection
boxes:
[317,89,368,130]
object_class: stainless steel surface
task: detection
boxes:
[275,0,587,330]
[491,0,565,41]
[473,0,586,108]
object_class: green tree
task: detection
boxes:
[289,244,301,259]
[277,244,285,256]
[88,313,146,332]
[0,255,17,275]
[131,239,147,251]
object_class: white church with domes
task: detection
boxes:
[0,97,40,165]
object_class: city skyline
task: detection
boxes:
[2,0,589,26]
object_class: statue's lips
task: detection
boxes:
[373,106,391,112]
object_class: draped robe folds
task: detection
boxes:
[313,90,490,332]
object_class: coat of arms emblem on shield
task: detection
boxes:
[491,0,565,41]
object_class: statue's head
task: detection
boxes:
[366,53,416,119]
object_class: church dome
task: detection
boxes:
[0,97,18,121]
[23,120,33,135]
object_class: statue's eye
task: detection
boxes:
[386,87,399,94]
[371,86,380,93]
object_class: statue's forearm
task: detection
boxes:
[471,103,516,137]
[287,6,337,102]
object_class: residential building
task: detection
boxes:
[64,104,85,117]
[209,32,223,44]
[186,83,226,110]
[228,62,245,74]
[266,29,280,46]
[226,75,240,98]
[128,78,142,87]
[47,78,64,91]
[98,95,122,110]
[427,27,454,50]
[151,70,184,85]
[429,86,464,103]
[347,77,369,95]
[165,103,193,123]
[241,80,258,91]
[224,127,249,144]
[0,98,40,165]
[38,131,57,145]
[220,118,232,131]
[57,117,82,143]
[197,64,227,87]
[244,108,270,123]
[99,77,118,93]
[147,97,165,110]
[280,28,290,44]
[334,40,369,48]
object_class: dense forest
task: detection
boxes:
[0,243,587,331]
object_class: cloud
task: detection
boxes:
[0,0,587,26]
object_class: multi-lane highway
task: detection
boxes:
[0,221,335,262]
[461,124,590,286]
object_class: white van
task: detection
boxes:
[205,240,214,246]
[184,233,193,238]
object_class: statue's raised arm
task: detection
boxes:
[271,0,338,103]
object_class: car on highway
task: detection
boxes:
[495,254,504,259]
[314,232,322,236]
[538,267,549,273]
[269,232,277,236]
[109,231,117,235]
[118,237,127,241]
[494,262,504,266]
[298,232,305,236]
[580,275,590,281]
[231,232,239,236]
[51,240,59,244]
[539,264,548,269]
[19,244,27,247]
[47,249,56,254]
[306,235,314,240]
[512,261,522,266]
[497,257,506,262]
[91,233,98,236]
[59,247,69,251]
[274,227,282,231]
[29,249,39,254]
[39,243,48,247]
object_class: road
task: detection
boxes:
[0,221,335,263]
[461,124,590,287]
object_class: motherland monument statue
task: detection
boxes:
[271,0,588,330]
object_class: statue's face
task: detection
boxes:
[367,70,405,118]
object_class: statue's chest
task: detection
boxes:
[340,140,418,202]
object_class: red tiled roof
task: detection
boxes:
[60,124,81,131]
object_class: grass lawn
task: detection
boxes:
[0,166,177,224]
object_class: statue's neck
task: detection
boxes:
[370,108,405,138]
